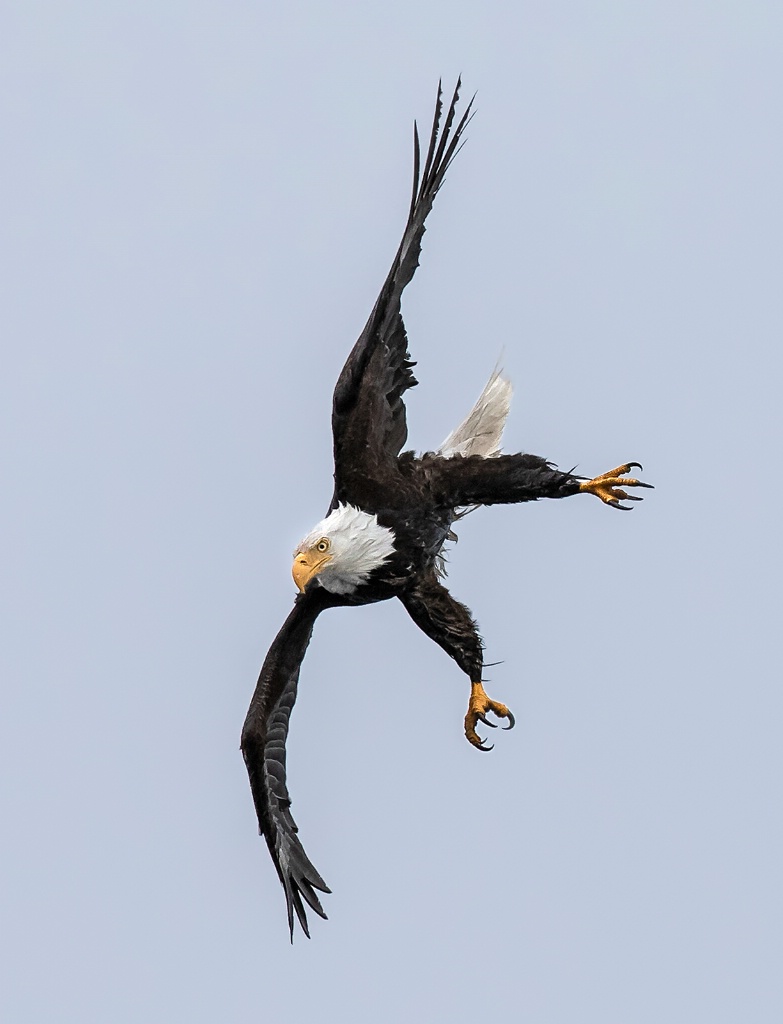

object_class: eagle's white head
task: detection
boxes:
[292,504,396,595]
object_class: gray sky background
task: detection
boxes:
[2,2,781,1021]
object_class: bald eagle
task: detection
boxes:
[241,80,651,940]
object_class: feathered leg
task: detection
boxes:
[398,571,514,750]
[418,452,651,509]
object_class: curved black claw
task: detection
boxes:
[477,740,494,752]
[582,461,653,510]
[502,710,516,731]
[465,683,514,750]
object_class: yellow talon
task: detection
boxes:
[464,681,515,751]
[579,462,653,510]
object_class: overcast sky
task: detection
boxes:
[2,2,782,1021]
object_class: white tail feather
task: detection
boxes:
[433,368,513,579]
[438,369,513,458]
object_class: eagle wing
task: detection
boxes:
[330,80,473,508]
[241,587,343,940]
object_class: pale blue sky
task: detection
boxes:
[2,2,781,1021]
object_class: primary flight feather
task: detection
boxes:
[240,80,651,940]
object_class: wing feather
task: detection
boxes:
[331,80,474,506]
[241,588,343,940]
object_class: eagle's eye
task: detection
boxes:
[316,539,330,553]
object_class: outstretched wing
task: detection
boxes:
[240,587,343,940]
[330,79,474,507]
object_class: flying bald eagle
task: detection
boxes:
[241,81,651,940]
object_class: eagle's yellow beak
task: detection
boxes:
[292,550,331,593]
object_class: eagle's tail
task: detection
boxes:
[438,368,513,458]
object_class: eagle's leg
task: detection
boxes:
[398,571,514,751]
[422,452,651,511]
[578,462,654,511]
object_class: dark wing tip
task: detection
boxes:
[275,835,332,941]
[410,120,421,219]
[284,876,330,942]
